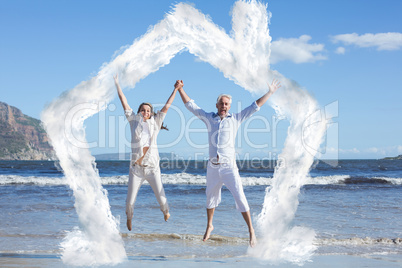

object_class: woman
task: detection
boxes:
[114,74,183,231]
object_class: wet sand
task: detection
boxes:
[1,253,401,267]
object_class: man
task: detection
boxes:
[175,79,281,247]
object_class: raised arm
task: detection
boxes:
[161,80,182,113]
[256,79,281,107]
[176,80,191,104]
[114,74,131,111]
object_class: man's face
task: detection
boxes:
[216,96,231,118]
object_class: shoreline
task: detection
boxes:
[1,253,401,267]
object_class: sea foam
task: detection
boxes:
[7,173,398,186]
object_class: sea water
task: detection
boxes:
[0,159,401,264]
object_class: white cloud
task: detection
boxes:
[331,32,402,51]
[367,147,379,153]
[336,145,402,159]
[270,35,327,64]
[335,47,345,54]
[364,146,402,156]
[339,148,360,154]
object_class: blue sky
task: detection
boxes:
[1,0,401,159]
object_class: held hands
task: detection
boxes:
[162,80,182,114]
[174,80,184,90]
[268,79,281,94]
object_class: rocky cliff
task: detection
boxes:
[0,101,55,160]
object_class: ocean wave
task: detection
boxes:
[317,237,402,246]
[306,175,350,185]
[1,174,401,186]
[123,233,402,247]
[0,231,400,248]
[306,175,402,185]
[162,173,273,186]
[0,175,68,186]
[122,232,248,244]
[372,177,402,185]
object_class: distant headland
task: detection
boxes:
[382,155,402,160]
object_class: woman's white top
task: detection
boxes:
[140,121,151,147]
[124,109,166,167]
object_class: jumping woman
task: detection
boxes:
[114,74,182,231]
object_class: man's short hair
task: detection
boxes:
[216,94,232,104]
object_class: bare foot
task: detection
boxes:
[127,219,132,231]
[203,225,214,241]
[164,212,170,222]
[249,229,257,248]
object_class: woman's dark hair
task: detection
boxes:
[137,103,168,130]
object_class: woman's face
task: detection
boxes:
[140,104,152,120]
